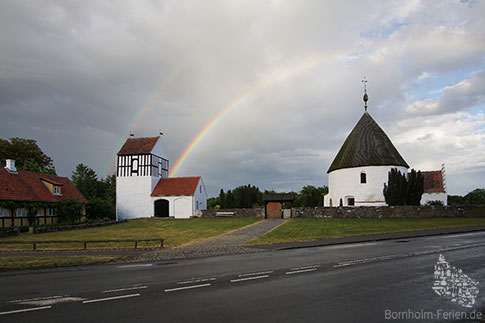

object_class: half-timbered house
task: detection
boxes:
[0,159,87,228]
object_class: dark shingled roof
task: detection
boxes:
[117,137,159,155]
[327,112,409,173]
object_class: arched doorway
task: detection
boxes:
[154,199,169,218]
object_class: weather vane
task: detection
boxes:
[362,77,368,112]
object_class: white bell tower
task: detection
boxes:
[116,135,169,220]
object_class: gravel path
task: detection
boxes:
[136,218,287,261]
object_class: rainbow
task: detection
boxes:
[169,49,350,177]
[105,61,192,175]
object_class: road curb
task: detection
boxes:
[249,225,485,251]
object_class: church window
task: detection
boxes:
[347,197,355,206]
[360,172,367,184]
[132,158,139,174]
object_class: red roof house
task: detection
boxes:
[0,160,87,227]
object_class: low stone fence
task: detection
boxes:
[199,208,264,218]
[292,205,485,218]
[32,220,127,234]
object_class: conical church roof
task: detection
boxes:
[327,112,409,173]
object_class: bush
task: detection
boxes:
[57,198,84,224]
[86,198,115,220]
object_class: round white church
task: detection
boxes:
[324,92,409,207]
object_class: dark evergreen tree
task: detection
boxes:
[383,168,407,206]
[384,168,424,206]
[406,169,424,205]
[218,189,226,208]
[71,163,98,200]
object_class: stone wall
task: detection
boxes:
[32,220,127,234]
[292,205,485,218]
[199,208,264,218]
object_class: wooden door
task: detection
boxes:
[266,202,282,219]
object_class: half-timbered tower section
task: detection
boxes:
[116,136,170,220]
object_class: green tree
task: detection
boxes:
[71,163,98,200]
[406,169,424,206]
[448,195,465,205]
[0,137,56,174]
[299,185,328,207]
[218,189,226,209]
[57,198,84,223]
[207,197,219,209]
[464,189,485,205]
[384,168,424,206]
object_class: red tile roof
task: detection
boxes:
[0,168,87,203]
[118,137,159,155]
[421,170,445,193]
[151,177,201,196]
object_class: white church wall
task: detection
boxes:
[117,176,159,220]
[421,192,448,206]
[151,195,194,219]
[326,165,408,207]
[175,197,193,219]
[151,137,169,161]
[193,179,207,211]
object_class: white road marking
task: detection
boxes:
[286,268,318,275]
[329,242,377,249]
[102,285,148,293]
[176,278,216,285]
[0,306,52,315]
[82,293,140,304]
[238,271,273,277]
[332,242,485,268]
[8,295,84,306]
[230,275,269,283]
[290,265,320,271]
[8,295,64,304]
[164,283,211,292]
[117,264,153,268]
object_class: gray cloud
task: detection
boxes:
[0,0,484,196]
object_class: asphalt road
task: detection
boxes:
[1,231,485,323]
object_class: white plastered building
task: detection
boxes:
[116,136,207,219]
[324,92,409,207]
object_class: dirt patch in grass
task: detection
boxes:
[247,218,485,245]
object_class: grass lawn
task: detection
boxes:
[0,217,261,251]
[0,255,129,270]
[247,217,485,245]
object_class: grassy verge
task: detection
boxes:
[0,217,261,250]
[247,218,485,245]
[0,255,129,270]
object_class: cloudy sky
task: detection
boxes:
[1,0,484,197]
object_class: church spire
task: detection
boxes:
[362,77,368,112]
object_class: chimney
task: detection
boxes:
[5,159,17,174]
